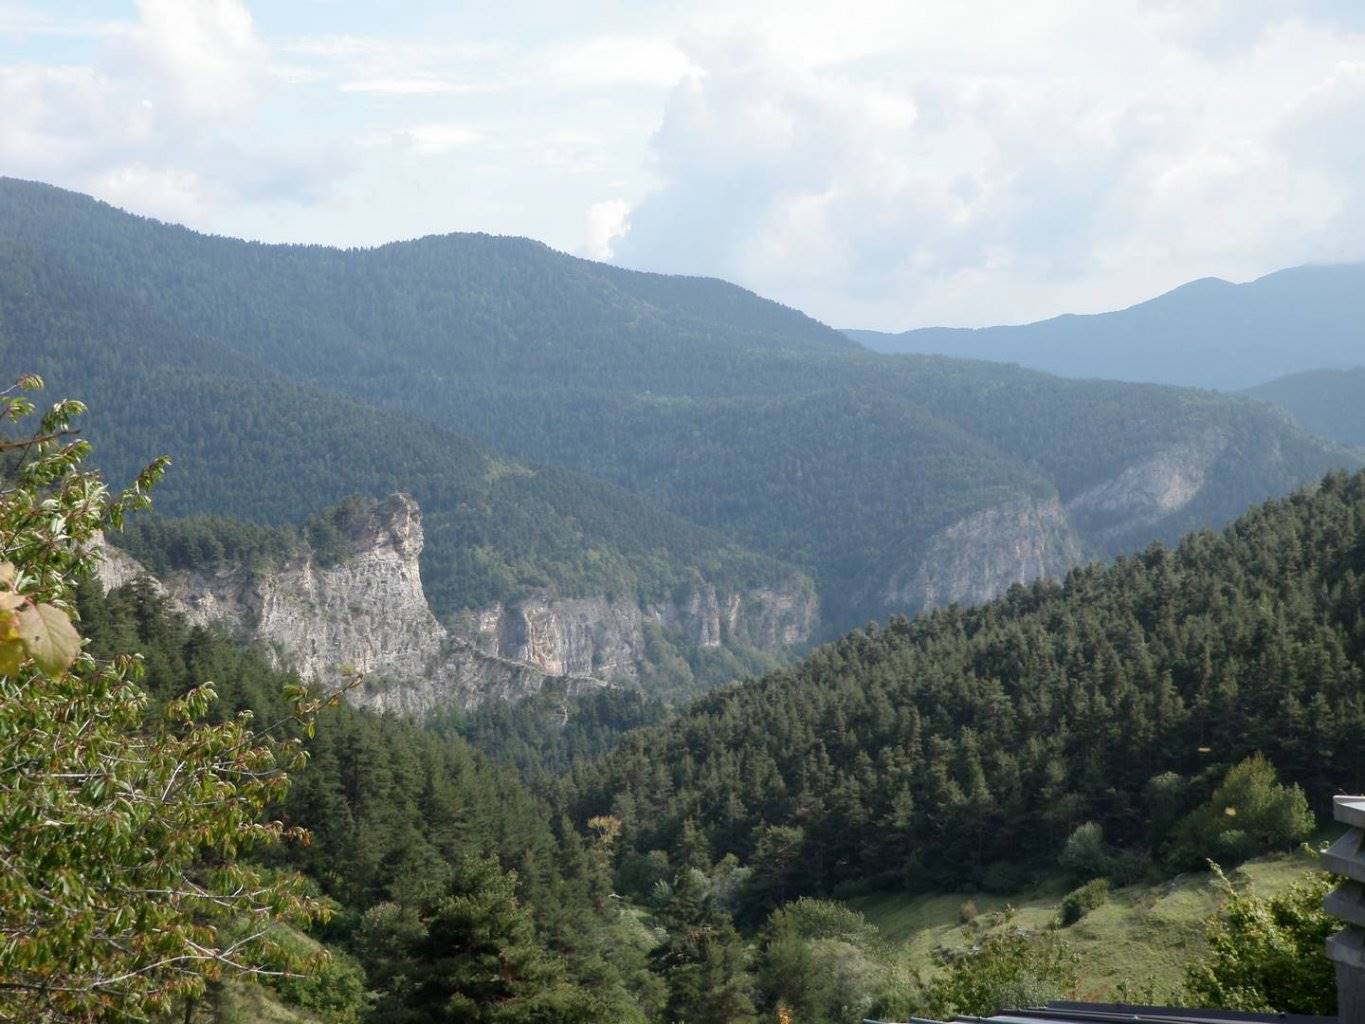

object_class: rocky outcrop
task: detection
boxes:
[94,540,150,593]
[455,582,816,678]
[1065,429,1231,546]
[879,495,1084,612]
[96,494,817,716]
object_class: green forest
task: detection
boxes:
[569,470,1365,903]
[66,469,1365,1022]
[2,178,1356,633]
[1247,368,1365,448]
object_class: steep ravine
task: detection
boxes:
[97,494,819,716]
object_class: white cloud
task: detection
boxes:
[7,1,1365,325]
[399,123,482,154]
[340,77,475,95]
[0,0,343,230]
[92,163,207,222]
[583,198,631,258]
[543,34,697,88]
[124,0,265,118]
[608,6,1365,327]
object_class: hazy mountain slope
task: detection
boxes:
[849,263,1365,390]
[1,176,1356,635]
[0,231,808,652]
[1246,367,1365,447]
[437,366,1354,622]
[0,177,853,394]
[571,470,1365,898]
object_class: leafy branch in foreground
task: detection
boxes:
[0,375,339,1023]
[1183,863,1335,1014]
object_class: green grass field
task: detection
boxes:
[845,850,1324,1000]
[210,983,314,1024]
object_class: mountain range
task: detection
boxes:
[2,176,1359,703]
[1245,368,1365,448]
[848,264,1365,391]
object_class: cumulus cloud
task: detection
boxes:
[6,1,1365,323]
[0,0,344,226]
[610,5,1365,326]
[583,199,631,259]
[123,0,265,118]
[92,163,207,221]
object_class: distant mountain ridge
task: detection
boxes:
[1245,368,1365,448]
[1,175,1357,666]
[847,263,1365,391]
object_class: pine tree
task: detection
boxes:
[650,870,757,1024]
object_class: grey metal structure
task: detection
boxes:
[1325,796,1365,1024]
[868,1002,1331,1024]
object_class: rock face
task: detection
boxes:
[456,584,815,678]
[879,495,1085,612]
[1065,429,1231,546]
[97,494,817,717]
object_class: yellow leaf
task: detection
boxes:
[0,638,23,677]
[17,603,81,676]
[0,563,14,586]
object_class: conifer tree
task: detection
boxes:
[650,870,756,1024]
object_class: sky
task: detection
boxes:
[3,1,1365,329]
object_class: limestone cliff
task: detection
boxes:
[454,582,814,678]
[97,494,817,716]
[1065,429,1231,547]
[878,495,1084,612]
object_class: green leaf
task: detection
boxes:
[17,602,81,676]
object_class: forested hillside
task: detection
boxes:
[2,177,1353,636]
[0,230,798,621]
[82,510,1342,1022]
[849,263,1365,391]
[568,470,1365,906]
[78,576,662,1023]
[1247,368,1365,448]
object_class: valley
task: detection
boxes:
[2,177,1357,671]
[2,178,1361,1023]
[8,3,1365,1021]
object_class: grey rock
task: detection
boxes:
[96,494,817,717]
[880,495,1084,611]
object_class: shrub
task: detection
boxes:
[1184,866,1335,1014]
[0,378,329,1023]
[1058,878,1110,927]
[959,899,980,924]
[1059,822,1111,880]
[1165,755,1315,870]
[915,929,1079,1018]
